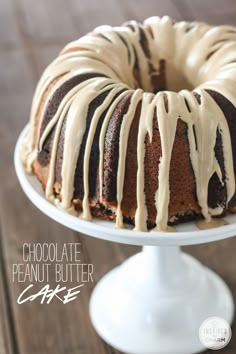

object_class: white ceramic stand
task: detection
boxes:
[15,127,235,354]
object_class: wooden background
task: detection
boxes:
[0,0,236,353]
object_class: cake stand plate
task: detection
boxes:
[15,126,235,354]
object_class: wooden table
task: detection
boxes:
[0,0,236,353]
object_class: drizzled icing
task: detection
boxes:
[22,16,236,231]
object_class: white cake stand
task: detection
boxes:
[15,127,235,354]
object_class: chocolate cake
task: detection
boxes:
[22,16,236,232]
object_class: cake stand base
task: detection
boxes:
[90,246,234,354]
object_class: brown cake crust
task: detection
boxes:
[32,76,236,227]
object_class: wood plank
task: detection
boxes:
[31,44,67,80]
[0,226,16,354]
[67,0,127,34]
[14,0,81,44]
[174,0,236,24]
[0,0,20,48]
[119,0,181,22]
[0,48,34,100]
[0,38,29,354]
[183,0,236,18]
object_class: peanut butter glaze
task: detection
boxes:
[22,16,236,231]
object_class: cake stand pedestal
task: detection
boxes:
[90,245,234,354]
[15,127,235,354]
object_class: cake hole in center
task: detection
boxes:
[163,60,194,93]
[136,59,194,94]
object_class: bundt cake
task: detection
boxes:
[22,16,236,232]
